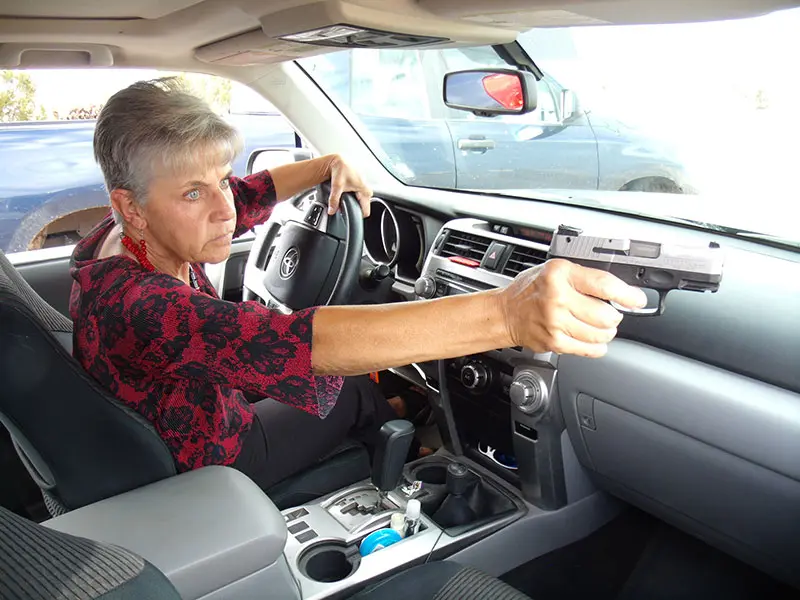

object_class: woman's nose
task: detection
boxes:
[212,188,236,221]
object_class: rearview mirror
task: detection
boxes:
[247,147,314,175]
[443,68,538,117]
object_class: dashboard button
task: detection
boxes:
[510,371,548,415]
[414,276,437,299]
[482,242,507,270]
[461,362,489,390]
[305,203,324,227]
[295,529,318,543]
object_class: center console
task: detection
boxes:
[282,420,524,599]
[40,439,525,600]
[414,218,570,511]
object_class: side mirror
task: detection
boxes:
[247,147,314,176]
[559,89,579,121]
[443,68,538,117]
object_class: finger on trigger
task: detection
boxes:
[573,267,647,309]
[614,283,648,309]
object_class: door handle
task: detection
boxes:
[457,138,496,151]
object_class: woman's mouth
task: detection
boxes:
[211,231,233,243]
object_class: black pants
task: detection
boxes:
[233,375,405,491]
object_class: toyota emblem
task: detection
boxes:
[279,247,300,279]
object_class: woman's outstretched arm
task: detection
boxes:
[312,259,647,376]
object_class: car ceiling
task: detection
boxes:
[0,0,798,77]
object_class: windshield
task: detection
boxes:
[297,7,800,245]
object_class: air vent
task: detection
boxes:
[502,245,548,277]
[438,231,490,263]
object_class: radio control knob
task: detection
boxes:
[510,372,547,415]
[461,363,489,390]
[414,276,437,299]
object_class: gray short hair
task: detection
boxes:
[94,77,243,224]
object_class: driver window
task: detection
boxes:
[0,69,298,255]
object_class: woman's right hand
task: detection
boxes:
[497,259,648,358]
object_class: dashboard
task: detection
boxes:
[360,191,800,589]
[369,189,799,394]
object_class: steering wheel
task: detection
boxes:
[242,181,364,312]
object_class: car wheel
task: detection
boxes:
[621,178,683,194]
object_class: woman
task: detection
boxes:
[70,78,645,493]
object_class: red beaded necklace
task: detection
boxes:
[120,231,156,272]
[120,230,199,289]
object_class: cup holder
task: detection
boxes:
[298,542,361,583]
[412,464,447,485]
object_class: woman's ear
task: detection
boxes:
[110,189,147,231]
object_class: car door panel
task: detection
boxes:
[448,116,599,190]
[10,250,74,318]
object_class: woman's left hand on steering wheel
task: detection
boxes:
[326,155,373,218]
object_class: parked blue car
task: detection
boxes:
[306,48,694,194]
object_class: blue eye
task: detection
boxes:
[220,178,231,190]
[186,189,201,201]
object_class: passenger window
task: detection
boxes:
[0,69,298,255]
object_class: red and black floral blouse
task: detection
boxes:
[69,170,344,472]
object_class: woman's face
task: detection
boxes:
[142,161,237,266]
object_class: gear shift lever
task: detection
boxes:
[371,420,415,500]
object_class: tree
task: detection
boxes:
[0,71,37,122]
[66,105,103,120]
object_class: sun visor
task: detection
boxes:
[195,0,515,66]
[0,43,114,68]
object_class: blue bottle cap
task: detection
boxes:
[359,528,403,556]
